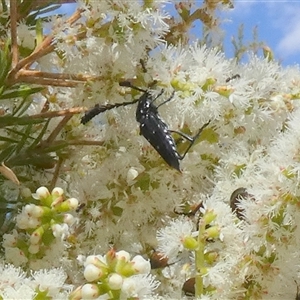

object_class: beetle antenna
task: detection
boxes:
[81,99,138,124]
[119,81,147,93]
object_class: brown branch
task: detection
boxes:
[18,70,102,84]
[46,115,73,145]
[49,156,64,191]
[21,8,83,69]
[15,76,84,87]
[21,9,83,70]
[7,8,84,84]
[68,140,105,146]
[67,7,83,25]
[12,70,102,86]
[10,0,18,67]
[25,37,54,69]
[28,107,87,119]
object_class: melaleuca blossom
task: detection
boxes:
[69,249,159,299]
[2,187,79,269]
[0,264,71,299]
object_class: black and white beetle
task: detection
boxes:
[81,81,210,171]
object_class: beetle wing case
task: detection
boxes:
[139,113,180,171]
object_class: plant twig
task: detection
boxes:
[14,70,102,87]
[49,156,64,190]
[46,115,73,144]
[68,140,105,146]
[7,8,84,84]
[10,0,18,67]
[16,76,84,87]
[28,107,86,119]
[19,70,100,81]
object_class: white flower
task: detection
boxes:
[16,204,41,230]
[131,255,151,274]
[2,230,18,247]
[0,285,36,300]
[51,223,70,240]
[156,216,195,260]
[120,274,159,299]
[31,268,71,297]
[4,247,28,266]
[0,263,26,287]
[16,22,35,49]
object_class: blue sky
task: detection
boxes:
[56,1,300,67]
[220,1,300,66]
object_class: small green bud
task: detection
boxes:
[182,236,199,250]
[205,226,220,239]
[202,210,217,224]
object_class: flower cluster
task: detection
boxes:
[2,0,300,299]
[0,264,71,299]
[70,249,159,299]
[3,187,79,267]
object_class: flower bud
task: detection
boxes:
[81,284,100,299]
[30,226,45,244]
[202,210,216,225]
[64,213,76,226]
[108,273,123,290]
[115,250,130,262]
[205,226,220,239]
[67,198,79,210]
[69,286,82,300]
[35,187,50,199]
[27,217,41,229]
[51,187,64,197]
[131,255,150,274]
[85,255,107,269]
[24,204,36,214]
[84,264,102,282]
[182,236,198,250]
[51,196,64,208]
[31,205,44,218]
[28,243,40,254]
[21,187,32,198]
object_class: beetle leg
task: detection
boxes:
[169,120,210,160]
[155,91,175,108]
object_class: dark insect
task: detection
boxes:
[76,203,86,213]
[182,277,195,296]
[81,81,209,171]
[149,250,170,269]
[230,187,254,221]
[225,74,241,83]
